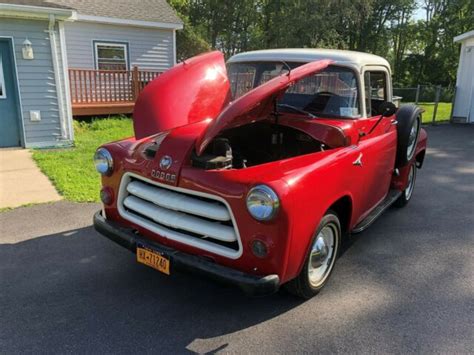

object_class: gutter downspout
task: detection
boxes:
[48,14,69,141]
[58,21,74,142]
[172,29,177,65]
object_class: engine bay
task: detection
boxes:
[192,121,325,170]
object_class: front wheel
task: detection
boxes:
[394,163,417,208]
[285,212,341,299]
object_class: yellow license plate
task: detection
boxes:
[137,247,170,275]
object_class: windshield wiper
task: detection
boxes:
[277,103,317,119]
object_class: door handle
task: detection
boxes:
[353,153,363,167]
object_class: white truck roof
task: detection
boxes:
[228,48,391,72]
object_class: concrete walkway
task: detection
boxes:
[0,149,61,209]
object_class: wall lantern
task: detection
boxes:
[22,39,34,60]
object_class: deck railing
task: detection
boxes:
[68,67,162,105]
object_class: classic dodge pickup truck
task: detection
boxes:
[93,49,427,299]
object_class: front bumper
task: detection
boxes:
[93,211,280,296]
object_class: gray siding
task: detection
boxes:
[64,21,174,71]
[0,18,69,147]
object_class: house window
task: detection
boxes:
[0,55,6,99]
[94,42,128,71]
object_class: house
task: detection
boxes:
[0,0,182,148]
[452,30,474,124]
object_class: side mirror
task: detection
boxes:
[379,101,397,117]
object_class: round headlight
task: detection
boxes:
[246,185,280,221]
[94,148,113,175]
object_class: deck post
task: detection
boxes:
[132,66,140,101]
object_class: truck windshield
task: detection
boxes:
[227,62,361,118]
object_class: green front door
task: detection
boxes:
[0,40,21,147]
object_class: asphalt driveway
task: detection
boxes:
[1,124,473,353]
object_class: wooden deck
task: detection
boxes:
[69,67,161,116]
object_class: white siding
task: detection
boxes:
[0,18,70,147]
[453,37,474,123]
[64,21,174,71]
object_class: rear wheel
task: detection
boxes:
[394,163,417,208]
[285,212,341,299]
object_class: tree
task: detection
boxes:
[167,0,211,61]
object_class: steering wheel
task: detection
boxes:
[316,91,337,97]
[304,91,347,115]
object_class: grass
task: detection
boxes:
[416,102,452,123]
[32,117,133,202]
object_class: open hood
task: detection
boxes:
[195,59,333,155]
[133,51,231,139]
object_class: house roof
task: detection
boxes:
[454,30,474,43]
[0,0,183,25]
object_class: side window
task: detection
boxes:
[364,71,387,116]
[0,55,6,99]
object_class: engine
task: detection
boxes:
[192,121,324,170]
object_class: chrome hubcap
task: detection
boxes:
[405,164,416,200]
[308,224,337,287]
[407,118,419,160]
[311,236,329,269]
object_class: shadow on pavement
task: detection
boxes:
[0,226,303,353]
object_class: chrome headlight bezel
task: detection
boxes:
[246,185,280,221]
[94,148,114,175]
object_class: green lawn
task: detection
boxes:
[32,117,133,202]
[417,102,452,123]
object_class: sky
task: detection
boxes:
[413,7,425,20]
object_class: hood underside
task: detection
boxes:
[133,50,333,154]
[133,51,231,140]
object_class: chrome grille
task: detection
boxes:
[117,173,242,258]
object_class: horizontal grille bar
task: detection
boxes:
[127,181,231,221]
[123,196,237,242]
[117,173,242,259]
[122,208,239,256]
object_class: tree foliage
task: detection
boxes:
[168,0,474,86]
[167,0,211,61]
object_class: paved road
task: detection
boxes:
[1,125,473,354]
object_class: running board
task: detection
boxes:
[352,189,402,234]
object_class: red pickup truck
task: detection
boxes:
[93,49,427,299]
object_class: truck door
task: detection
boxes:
[355,69,397,217]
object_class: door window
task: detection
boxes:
[0,55,6,99]
[364,71,387,116]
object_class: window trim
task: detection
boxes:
[0,54,6,99]
[93,40,130,71]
